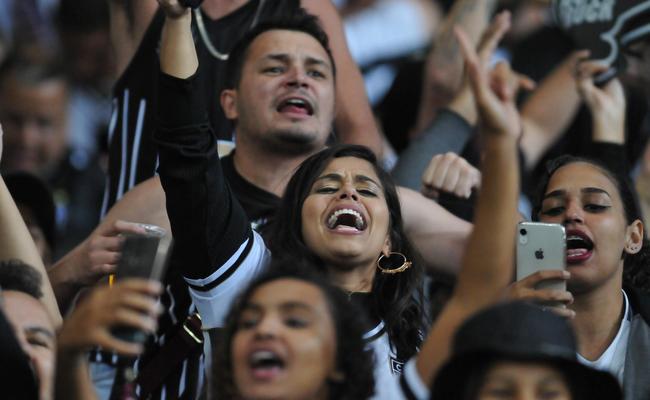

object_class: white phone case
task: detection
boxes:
[516,222,566,291]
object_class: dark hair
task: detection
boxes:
[531,155,650,292]
[0,51,67,90]
[4,171,57,252]
[266,144,426,361]
[56,0,110,33]
[224,9,336,90]
[214,260,375,400]
[0,259,43,299]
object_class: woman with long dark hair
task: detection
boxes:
[508,60,650,399]
[160,139,428,397]
[266,144,425,363]
[156,9,523,398]
[517,155,650,399]
[155,11,428,398]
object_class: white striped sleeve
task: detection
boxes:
[184,231,270,329]
[400,358,430,400]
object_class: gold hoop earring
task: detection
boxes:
[376,252,412,274]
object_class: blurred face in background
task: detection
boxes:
[60,29,115,91]
[0,73,68,176]
[231,278,339,400]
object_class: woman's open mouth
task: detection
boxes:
[326,208,367,233]
[566,229,594,264]
[249,349,286,381]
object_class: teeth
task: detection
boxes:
[568,249,588,257]
[286,98,306,106]
[251,350,278,364]
[327,209,364,229]
[567,235,592,250]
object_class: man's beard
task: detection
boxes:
[261,128,327,156]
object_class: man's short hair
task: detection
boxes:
[0,51,67,91]
[0,260,43,299]
[224,9,336,89]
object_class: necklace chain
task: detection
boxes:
[193,0,266,61]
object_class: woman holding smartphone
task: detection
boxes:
[523,154,650,397]
[510,63,650,399]
[156,8,526,398]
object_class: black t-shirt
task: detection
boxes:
[103,0,300,216]
[221,152,280,230]
[154,73,434,399]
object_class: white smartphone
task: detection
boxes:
[516,222,566,291]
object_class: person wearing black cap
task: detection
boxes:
[432,301,623,400]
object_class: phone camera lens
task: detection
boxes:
[520,229,527,236]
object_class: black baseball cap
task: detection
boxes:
[552,0,650,83]
[3,172,56,250]
[432,301,622,400]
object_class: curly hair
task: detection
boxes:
[531,155,650,292]
[0,259,43,299]
[265,144,427,361]
[213,260,375,400]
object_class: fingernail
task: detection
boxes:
[563,270,571,278]
[150,281,163,292]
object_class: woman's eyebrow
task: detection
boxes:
[279,301,313,313]
[355,175,381,187]
[26,326,55,338]
[241,303,263,313]
[314,173,381,188]
[543,187,611,200]
[582,187,611,198]
[543,189,566,200]
[314,173,342,183]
